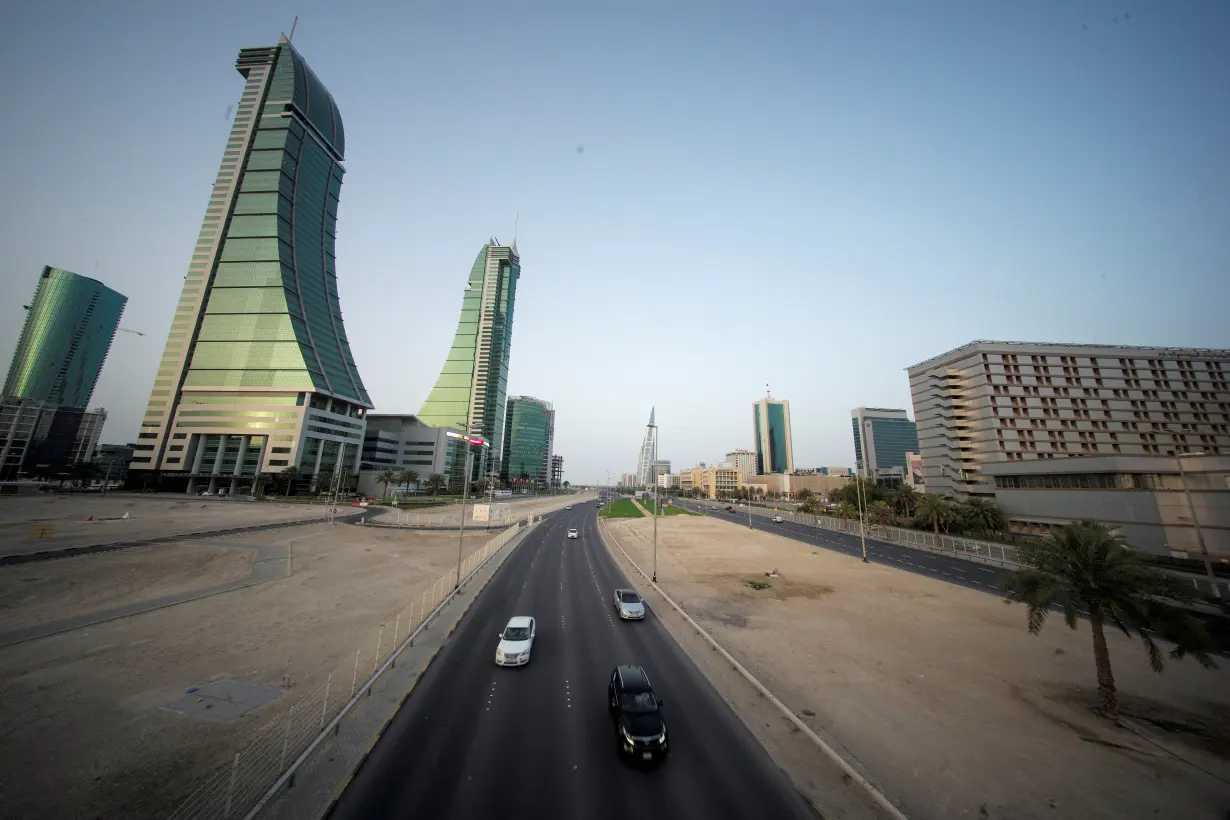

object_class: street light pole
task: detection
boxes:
[652,477,659,582]
[1176,451,1220,599]
[855,471,869,563]
[456,450,474,590]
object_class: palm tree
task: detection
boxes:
[796,488,815,504]
[962,496,1007,539]
[915,493,954,535]
[1004,520,1217,716]
[279,466,300,498]
[314,469,334,496]
[868,499,895,526]
[835,500,858,519]
[398,468,420,497]
[425,472,446,497]
[376,468,397,501]
[891,485,918,520]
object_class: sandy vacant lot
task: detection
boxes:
[603,515,1230,820]
[0,494,332,556]
[0,522,499,820]
[0,543,253,633]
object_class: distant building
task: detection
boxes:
[0,398,91,480]
[550,455,564,488]
[93,443,134,485]
[851,408,919,484]
[635,408,659,486]
[651,459,671,484]
[679,465,742,499]
[657,473,680,490]
[70,408,107,464]
[746,472,852,498]
[357,415,464,498]
[419,241,521,485]
[904,452,926,490]
[5,266,127,410]
[726,448,755,481]
[501,396,554,489]
[619,471,637,487]
[820,466,853,477]
[753,396,794,474]
[909,340,1230,498]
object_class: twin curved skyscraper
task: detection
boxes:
[130,36,520,493]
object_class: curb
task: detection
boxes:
[596,517,910,820]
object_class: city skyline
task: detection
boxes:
[3,5,1228,483]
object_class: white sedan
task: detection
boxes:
[495,616,536,667]
[567,528,579,539]
[772,516,783,523]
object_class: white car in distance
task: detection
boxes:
[567,528,579,539]
[495,616,536,667]
[772,516,783,523]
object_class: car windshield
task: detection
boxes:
[621,691,658,713]
[503,626,530,641]
[619,592,641,604]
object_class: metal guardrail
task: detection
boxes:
[165,523,526,820]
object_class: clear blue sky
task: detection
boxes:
[1,1,1228,484]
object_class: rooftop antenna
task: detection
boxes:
[288,15,299,43]
[766,382,771,398]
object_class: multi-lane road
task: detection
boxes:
[328,504,818,820]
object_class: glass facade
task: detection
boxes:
[129,38,370,491]
[501,397,553,487]
[4,267,126,409]
[852,409,919,477]
[418,242,520,482]
[753,399,793,474]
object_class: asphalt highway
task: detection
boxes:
[328,504,817,820]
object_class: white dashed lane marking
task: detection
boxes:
[565,679,572,709]
[485,679,497,711]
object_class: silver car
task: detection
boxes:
[613,589,646,620]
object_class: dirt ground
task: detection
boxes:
[0,494,331,556]
[602,515,1230,820]
[0,522,500,820]
[0,543,253,633]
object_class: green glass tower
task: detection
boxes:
[500,396,554,488]
[753,396,794,475]
[418,241,520,483]
[130,36,372,494]
[4,266,127,409]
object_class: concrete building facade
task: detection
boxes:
[982,454,1229,558]
[357,414,462,497]
[908,341,1230,498]
[130,38,372,495]
[753,396,794,475]
[726,448,755,482]
[680,465,742,499]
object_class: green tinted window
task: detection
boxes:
[220,238,281,262]
[190,341,309,369]
[198,313,298,341]
[205,287,290,314]
[227,215,281,238]
[234,193,279,215]
[183,369,316,389]
[213,262,285,288]
[241,171,283,192]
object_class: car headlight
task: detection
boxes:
[621,726,634,742]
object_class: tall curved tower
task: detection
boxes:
[130,36,372,493]
[419,241,520,484]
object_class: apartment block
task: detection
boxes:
[679,465,742,499]
[908,341,1230,498]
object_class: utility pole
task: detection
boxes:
[652,476,659,583]
[855,468,869,563]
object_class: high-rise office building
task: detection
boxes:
[5,266,126,409]
[635,408,659,486]
[551,455,564,488]
[908,340,1230,497]
[651,459,671,484]
[753,396,793,475]
[130,37,372,494]
[851,407,919,481]
[726,448,755,481]
[501,396,554,488]
[419,241,521,484]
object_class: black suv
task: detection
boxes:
[608,665,669,763]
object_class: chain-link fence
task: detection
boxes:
[166,520,528,820]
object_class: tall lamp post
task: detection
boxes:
[447,431,491,590]
[854,464,869,563]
